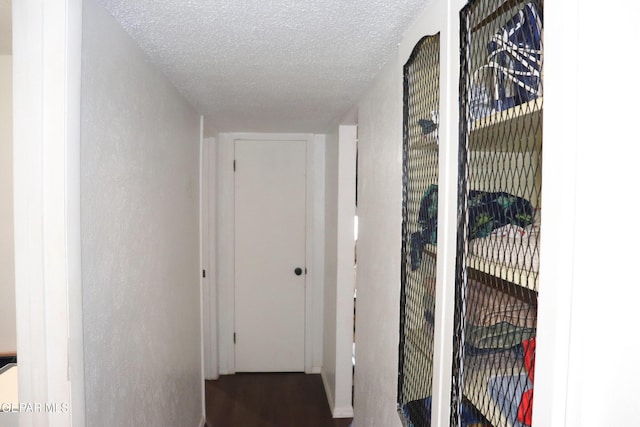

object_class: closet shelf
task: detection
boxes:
[410,131,439,150]
[423,243,437,259]
[467,255,538,292]
[469,98,543,152]
[421,243,539,292]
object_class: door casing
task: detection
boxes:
[213,132,325,375]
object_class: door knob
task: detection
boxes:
[294,267,303,276]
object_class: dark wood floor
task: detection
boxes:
[205,373,353,427]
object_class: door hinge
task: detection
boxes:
[233,160,236,171]
[202,269,206,278]
[233,333,236,344]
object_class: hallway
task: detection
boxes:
[205,373,353,427]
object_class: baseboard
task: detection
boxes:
[321,370,355,419]
[320,370,336,415]
[332,405,354,418]
[311,366,322,374]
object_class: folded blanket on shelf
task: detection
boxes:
[467,190,534,239]
[423,278,537,352]
[466,321,536,351]
[469,220,540,274]
[465,280,537,328]
[424,310,535,354]
[409,185,535,270]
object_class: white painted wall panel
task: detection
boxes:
[323,125,339,407]
[80,1,202,425]
[0,55,15,354]
[334,125,356,417]
[354,57,403,427]
[553,1,640,426]
[323,124,357,418]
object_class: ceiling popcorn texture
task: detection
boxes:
[94,0,428,133]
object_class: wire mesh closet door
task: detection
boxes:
[398,33,441,427]
[452,1,542,427]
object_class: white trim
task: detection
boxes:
[209,137,219,379]
[321,369,336,415]
[202,135,219,380]
[199,416,207,427]
[310,134,326,374]
[198,116,207,424]
[304,136,314,373]
[532,0,577,425]
[332,406,355,419]
[217,133,318,374]
[432,1,460,426]
[216,133,235,374]
[12,1,85,425]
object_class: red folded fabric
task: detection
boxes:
[518,389,533,425]
[518,337,536,425]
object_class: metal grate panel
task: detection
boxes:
[398,33,441,427]
[452,1,543,426]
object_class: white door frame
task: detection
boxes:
[214,132,323,375]
[201,135,219,380]
[13,1,85,425]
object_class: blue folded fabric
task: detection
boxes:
[487,1,543,111]
[488,373,532,427]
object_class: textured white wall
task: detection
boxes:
[353,57,403,427]
[0,55,15,354]
[80,1,202,425]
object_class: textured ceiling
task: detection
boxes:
[95,0,428,134]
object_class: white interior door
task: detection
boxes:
[234,139,307,372]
